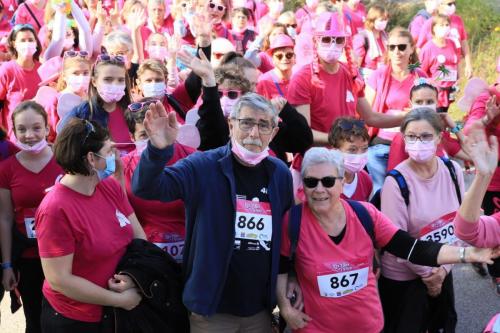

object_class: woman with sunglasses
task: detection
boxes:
[0,24,42,138]
[0,101,63,333]
[379,108,464,333]
[364,27,426,195]
[122,97,195,263]
[207,0,234,42]
[277,146,498,333]
[288,12,403,146]
[245,22,288,74]
[256,34,294,100]
[58,54,134,155]
[277,11,298,39]
[35,119,145,332]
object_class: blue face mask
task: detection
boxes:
[94,153,116,181]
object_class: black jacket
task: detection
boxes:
[114,239,189,333]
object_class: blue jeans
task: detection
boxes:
[367,144,390,196]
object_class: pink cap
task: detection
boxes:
[38,56,63,87]
[268,34,294,54]
[314,12,348,37]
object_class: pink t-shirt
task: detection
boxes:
[281,200,398,333]
[409,14,428,42]
[340,169,373,202]
[14,2,45,32]
[344,6,365,35]
[256,70,289,99]
[0,60,41,138]
[108,107,134,155]
[0,155,62,258]
[463,92,500,191]
[352,32,386,71]
[288,63,364,133]
[420,39,460,107]
[454,213,500,248]
[122,143,194,262]
[416,14,467,50]
[295,6,314,33]
[380,158,464,281]
[36,178,134,322]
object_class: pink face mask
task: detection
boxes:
[317,43,343,63]
[15,139,48,154]
[148,46,169,61]
[405,140,437,163]
[98,84,126,103]
[231,138,269,166]
[343,152,368,173]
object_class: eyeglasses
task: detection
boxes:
[273,52,294,61]
[218,89,242,100]
[64,50,89,59]
[233,118,274,134]
[96,54,125,64]
[319,36,346,45]
[388,44,408,52]
[128,100,158,112]
[213,52,226,60]
[338,119,365,131]
[286,23,297,29]
[303,176,342,189]
[81,120,95,146]
[208,2,225,12]
[404,133,435,143]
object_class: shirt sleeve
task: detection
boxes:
[36,208,76,258]
[280,212,291,257]
[454,213,500,248]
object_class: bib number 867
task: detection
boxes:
[237,216,265,231]
[330,273,358,289]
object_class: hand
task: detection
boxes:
[465,246,500,265]
[129,7,147,31]
[257,19,273,38]
[271,96,287,114]
[280,306,312,330]
[2,268,17,291]
[422,267,446,296]
[115,287,142,310]
[108,274,135,293]
[191,13,212,40]
[178,49,214,81]
[143,101,179,149]
[109,1,120,26]
[286,275,304,311]
[464,64,473,79]
[167,34,182,55]
[485,95,500,124]
[95,0,107,25]
[463,127,499,176]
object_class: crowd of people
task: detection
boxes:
[0,0,498,332]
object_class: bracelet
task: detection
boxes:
[1,262,12,270]
[449,124,462,134]
[459,247,466,263]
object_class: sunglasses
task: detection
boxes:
[218,89,242,100]
[208,2,225,12]
[181,2,188,7]
[320,36,346,45]
[128,100,158,112]
[338,119,365,131]
[64,50,89,59]
[81,120,96,146]
[273,52,294,61]
[388,44,408,52]
[97,54,125,64]
[446,2,456,6]
[286,23,297,29]
[303,176,343,189]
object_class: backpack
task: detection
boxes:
[370,156,462,209]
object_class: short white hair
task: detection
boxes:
[104,31,133,53]
[229,93,279,126]
[301,147,345,178]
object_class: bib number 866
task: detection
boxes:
[237,216,265,231]
[330,273,358,289]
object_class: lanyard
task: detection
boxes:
[270,72,285,97]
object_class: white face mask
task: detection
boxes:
[63,38,74,50]
[434,26,450,38]
[287,26,297,39]
[66,75,90,94]
[412,103,437,112]
[142,82,166,98]
[317,43,343,63]
[441,4,456,16]
[374,19,388,31]
[16,41,37,57]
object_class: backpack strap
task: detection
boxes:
[288,204,303,275]
[165,94,186,121]
[439,156,462,204]
[346,200,375,246]
[0,140,9,160]
[23,3,41,30]
[387,169,410,206]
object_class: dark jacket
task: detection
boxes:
[132,142,294,316]
[114,239,189,333]
[196,85,313,161]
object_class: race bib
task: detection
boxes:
[24,217,36,239]
[438,68,458,82]
[234,199,272,251]
[154,241,184,262]
[317,266,369,298]
[419,212,458,245]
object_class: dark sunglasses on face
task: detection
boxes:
[286,23,297,29]
[208,2,225,12]
[446,2,456,6]
[303,176,343,189]
[273,52,294,61]
[64,50,89,59]
[320,36,346,45]
[388,44,408,52]
[338,119,365,131]
[218,89,242,100]
[128,100,158,112]
[97,53,125,64]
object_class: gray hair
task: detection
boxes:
[229,93,279,126]
[103,31,133,53]
[301,147,345,178]
[400,107,444,134]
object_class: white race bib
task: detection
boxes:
[154,241,184,262]
[24,217,36,239]
[234,199,272,251]
[438,68,458,82]
[419,212,458,245]
[317,266,369,298]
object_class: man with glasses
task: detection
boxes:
[132,93,294,332]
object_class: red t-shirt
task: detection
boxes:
[0,155,62,258]
[281,200,398,332]
[288,63,364,133]
[340,170,373,202]
[122,143,194,262]
[256,70,289,99]
[108,107,134,155]
[36,178,134,322]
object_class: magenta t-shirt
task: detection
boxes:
[416,14,467,49]
[108,107,134,154]
[256,70,289,99]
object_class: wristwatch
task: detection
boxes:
[459,247,467,263]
